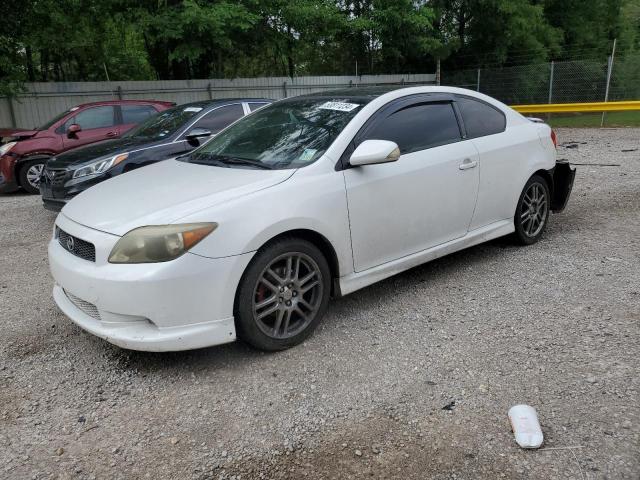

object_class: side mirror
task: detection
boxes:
[67,124,82,138]
[349,140,400,167]
[185,128,212,141]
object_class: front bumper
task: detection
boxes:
[48,214,254,351]
[43,198,66,212]
[0,154,18,193]
[40,169,109,207]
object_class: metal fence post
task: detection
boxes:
[116,86,123,100]
[476,68,481,92]
[601,38,617,127]
[6,96,17,128]
[282,81,288,98]
[548,61,554,104]
[207,83,212,100]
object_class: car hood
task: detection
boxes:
[48,136,159,168]
[0,128,39,141]
[61,159,295,236]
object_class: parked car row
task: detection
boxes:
[0,97,271,203]
[0,100,174,194]
[45,86,575,353]
[39,99,270,210]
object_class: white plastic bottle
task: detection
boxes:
[508,404,544,449]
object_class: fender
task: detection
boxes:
[15,152,55,169]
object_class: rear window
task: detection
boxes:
[248,102,269,112]
[456,96,506,138]
[190,104,245,133]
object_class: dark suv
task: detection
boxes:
[40,98,271,211]
[0,99,174,194]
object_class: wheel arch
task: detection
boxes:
[15,153,54,175]
[244,228,342,297]
[532,168,554,195]
[15,154,53,190]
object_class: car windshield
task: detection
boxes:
[37,109,74,130]
[185,98,365,169]
[124,104,204,140]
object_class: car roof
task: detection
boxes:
[73,99,175,109]
[289,85,503,104]
[292,85,411,104]
[72,98,272,110]
[157,98,271,112]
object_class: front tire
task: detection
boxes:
[514,174,550,245]
[18,159,47,194]
[234,238,331,351]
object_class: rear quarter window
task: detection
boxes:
[121,105,158,124]
[456,96,506,138]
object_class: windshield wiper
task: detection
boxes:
[217,156,274,169]
[190,153,273,170]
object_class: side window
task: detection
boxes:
[191,104,244,133]
[456,96,506,138]
[364,102,461,154]
[121,105,157,124]
[248,102,269,112]
[65,106,116,131]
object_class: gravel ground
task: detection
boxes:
[1,128,639,480]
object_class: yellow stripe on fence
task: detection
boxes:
[511,100,640,114]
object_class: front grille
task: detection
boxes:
[64,290,101,320]
[43,168,69,187]
[56,227,96,262]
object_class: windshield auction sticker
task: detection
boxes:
[319,101,360,112]
[183,107,203,113]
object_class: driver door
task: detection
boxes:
[343,98,480,272]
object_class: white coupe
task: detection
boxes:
[48,87,575,352]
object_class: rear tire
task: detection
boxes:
[18,158,47,194]
[234,237,331,351]
[513,174,550,245]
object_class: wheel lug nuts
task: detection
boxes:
[286,300,292,306]
[292,291,297,297]
[278,297,283,302]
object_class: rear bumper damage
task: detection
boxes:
[550,160,576,213]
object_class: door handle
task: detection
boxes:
[459,158,478,170]
[106,131,117,137]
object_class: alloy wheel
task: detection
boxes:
[252,252,324,339]
[520,182,549,237]
[26,163,44,189]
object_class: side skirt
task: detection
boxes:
[338,219,514,296]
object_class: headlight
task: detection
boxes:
[73,153,129,179]
[108,223,217,264]
[0,142,17,156]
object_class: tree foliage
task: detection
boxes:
[1,0,637,93]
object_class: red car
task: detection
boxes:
[0,99,174,194]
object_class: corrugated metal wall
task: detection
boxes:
[0,74,435,128]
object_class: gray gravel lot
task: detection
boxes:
[1,128,639,479]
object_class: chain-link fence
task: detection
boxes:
[442,54,640,105]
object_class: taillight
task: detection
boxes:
[550,130,557,148]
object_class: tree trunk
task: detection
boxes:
[40,49,48,81]
[25,46,35,82]
[286,25,295,79]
